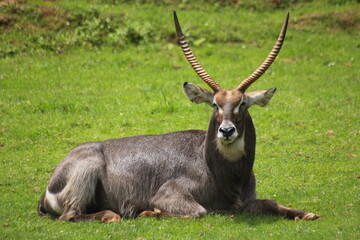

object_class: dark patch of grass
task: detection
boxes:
[293,10,360,32]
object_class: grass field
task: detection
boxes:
[0,0,359,239]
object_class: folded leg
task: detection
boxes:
[66,210,121,223]
[149,181,207,217]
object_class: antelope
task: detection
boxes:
[37,12,320,222]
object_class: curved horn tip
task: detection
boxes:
[285,12,290,23]
[236,13,290,92]
[283,13,290,33]
[173,11,183,38]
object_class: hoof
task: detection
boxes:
[295,212,320,221]
[138,208,193,219]
[59,213,75,222]
[100,210,122,223]
[138,208,163,218]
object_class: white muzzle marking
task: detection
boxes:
[217,120,238,144]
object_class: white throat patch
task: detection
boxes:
[216,130,245,162]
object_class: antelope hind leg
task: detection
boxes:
[150,181,207,218]
[65,210,121,223]
[244,199,320,220]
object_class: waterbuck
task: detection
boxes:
[37,12,320,222]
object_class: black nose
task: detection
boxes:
[219,127,236,138]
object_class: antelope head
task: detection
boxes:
[174,12,289,160]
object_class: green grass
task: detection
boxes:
[0,1,359,239]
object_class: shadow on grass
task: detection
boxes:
[39,211,282,226]
[238,214,282,225]
[222,212,282,226]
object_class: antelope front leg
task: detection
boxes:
[244,199,320,220]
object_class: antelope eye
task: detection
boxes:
[240,101,246,107]
[212,103,219,110]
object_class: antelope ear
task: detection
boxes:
[245,87,276,107]
[183,82,214,106]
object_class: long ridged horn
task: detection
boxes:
[237,13,289,92]
[174,11,222,92]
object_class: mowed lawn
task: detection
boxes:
[0,1,359,239]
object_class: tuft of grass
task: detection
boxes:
[0,0,359,239]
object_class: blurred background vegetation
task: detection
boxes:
[0,0,359,57]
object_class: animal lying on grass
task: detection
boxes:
[37,12,320,222]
